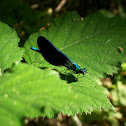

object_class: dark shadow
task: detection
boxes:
[40,106,45,113]
[60,72,78,84]
[38,67,78,84]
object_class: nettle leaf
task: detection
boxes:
[0,21,24,73]
[23,11,126,113]
[0,63,114,126]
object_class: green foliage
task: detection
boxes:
[0,11,126,126]
[0,62,113,126]
[79,62,126,126]
[0,21,23,73]
[0,63,87,125]
[24,11,126,78]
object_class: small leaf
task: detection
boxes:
[0,21,23,72]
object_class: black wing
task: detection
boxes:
[37,36,73,66]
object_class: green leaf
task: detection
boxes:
[0,21,23,73]
[0,63,114,126]
[0,63,112,126]
[23,11,123,115]
[24,11,126,78]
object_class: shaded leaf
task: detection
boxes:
[0,21,23,72]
